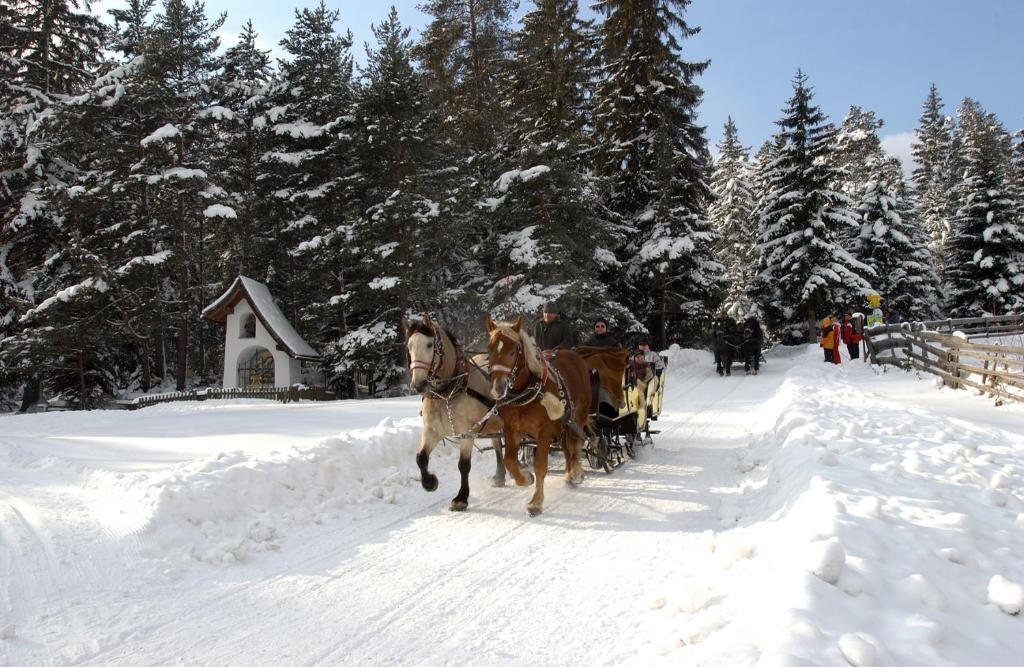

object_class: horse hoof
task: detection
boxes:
[491,476,506,488]
[449,500,468,512]
[527,505,543,517]
[421,474,439,492]
[525,472,535,485]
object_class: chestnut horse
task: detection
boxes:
[404,314,505,511]
[485,316,591,516]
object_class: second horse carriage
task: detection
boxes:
[404,313,667,515]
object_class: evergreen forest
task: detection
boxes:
[2,0,1022,408]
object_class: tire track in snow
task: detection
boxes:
[0,492,96,664]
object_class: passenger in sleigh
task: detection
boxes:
[584,318,621,347]
[636,338,666,377]
[628,350,655,416]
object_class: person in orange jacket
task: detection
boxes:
[841,311,862,360]
[820,316,841,364]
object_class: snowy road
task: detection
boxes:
[3,346,1023,666]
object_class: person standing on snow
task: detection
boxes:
[820,316,841,364]
[841,311,862,360]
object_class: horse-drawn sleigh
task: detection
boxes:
[711,315,765,376]
[404,314,667,516]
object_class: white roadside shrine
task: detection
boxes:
[202,276,321,388]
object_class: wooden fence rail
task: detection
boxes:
[130,385,335,410]
[863,316,1024,406]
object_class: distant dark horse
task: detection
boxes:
[711,316,737,376]
[740,317,764,375]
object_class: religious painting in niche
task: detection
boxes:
[238,348,274,386]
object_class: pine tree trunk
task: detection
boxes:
[175,133,189,390]
[807,306,817,344]
[78,349,87,410]
[176,194,189,391]
[467,0,484,145]
[155,324,166,381]
[141,340,152,392]
[659,290,668,350]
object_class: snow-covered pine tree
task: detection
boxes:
[127,0,231,388]
[830,106,885,203]
[413,0,517,340]
[753,71,872,344]
[592,0,723,346]
[260,1,357,367]
[708,117,757,318]
[505,0,595,151]
[1013,129,1024,235]
[944,99,1024,316]
[207,20,274,284]
[479,0,630,336]
[0,0,106,407]
[853,155,942,321]
[414,0,516,152]
[60,0,181,393]
[324,7,444,394]
[911,84,955,279]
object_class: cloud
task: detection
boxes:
[880,132,917,178]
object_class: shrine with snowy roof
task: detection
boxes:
[202,276,321,388]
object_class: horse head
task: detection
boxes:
[485,315,525,399]
[405,313,442,393]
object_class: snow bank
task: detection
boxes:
[143,418,425,568]
[691,351,1024,665]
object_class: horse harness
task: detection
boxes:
[410,324,495,436]
[489,337,581,440]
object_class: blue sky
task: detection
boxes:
[94,0,1023,168]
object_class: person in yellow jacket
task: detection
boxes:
[820,316,841,364]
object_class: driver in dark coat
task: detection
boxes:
[533,302,576,350]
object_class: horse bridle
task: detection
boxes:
[409,324,445,382]
[488,330,556,409]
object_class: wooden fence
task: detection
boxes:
[863,315,1024,405]
[130,385,335,410]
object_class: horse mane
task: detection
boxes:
[407,319,461,349]
[491,320,543,376]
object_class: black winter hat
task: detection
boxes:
[542,302,558,314]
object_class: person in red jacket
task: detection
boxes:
[841,311,862,360]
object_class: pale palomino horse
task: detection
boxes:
[404,314,505,511]
[485,316,590,516]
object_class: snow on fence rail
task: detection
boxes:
[863,314,1024,405]
[130,386,335,409]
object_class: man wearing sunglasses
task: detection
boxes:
[584,318,621,347]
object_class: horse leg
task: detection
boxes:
[501,427,534,487]
[416,431,439,492]
[565,433,584,487]
[449,438,475,511]
[491,437,506,488]
[527,437,550,516]
[714,349,723,375]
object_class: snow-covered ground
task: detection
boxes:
[2,345,1022,666]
